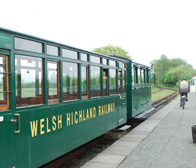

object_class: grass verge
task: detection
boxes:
[152,89,175,102]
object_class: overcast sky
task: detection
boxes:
[1,0,196,68]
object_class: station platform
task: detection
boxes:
[81,93,196,168]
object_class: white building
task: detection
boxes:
[190,75,196,92]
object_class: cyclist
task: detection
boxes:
[179,79,189,107]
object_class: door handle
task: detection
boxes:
[11,113,20,134]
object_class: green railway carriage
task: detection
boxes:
[0,28,151,168]
[127,62,151,118]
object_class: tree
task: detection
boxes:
[163,65,195,85]
[169,58,187,67]
[150,55,170,84]
[92,45,131,59]
[150,55,196,86]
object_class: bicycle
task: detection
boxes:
[181,95,186,109]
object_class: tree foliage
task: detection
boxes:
[163,65,195,85]
[151,55,196,86]
[92,45,131,59]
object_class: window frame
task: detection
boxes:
[62,48,78,60]
[81,53,88,62]
[15,55,44,107]
[47,61,60,104]
[81,65,89,99]
[90,56,100,64]
[47,44,59,56]
[15,37,43,53]
[118,70,123,94]
[90,66,101,97]
[109,60,116,67]
[109,68,117,95]
[132,65,135,85]
[138,68,141,84]
[0,55,9,111]
[147,68,150,83]
[62,61,79,101]
[103,68,109,96]
[124,70,126,93]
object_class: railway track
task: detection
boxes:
[152,89,178,108]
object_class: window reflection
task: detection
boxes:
[63,62,78,101]
[110,60,116,66]
[143,69,146,83]
[102,58,107,65]
[15,37,43,53]
[81,53,88,61]
[15,55,43,107]
[47,61,60,104]
[132,66,135,84]
[118,71,123,94]
[47,45,59,56]
[91,56,100,63]
[62,49,77,59]
[91,66,101,97]
[81,66,89,99]
[124,71,126,93]
[109,69,117,95]
[103,69,108,96]
[138,68,141,84]
[119,62,124,68]
[147,69,150,83]
[0,56,9,110]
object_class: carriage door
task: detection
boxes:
[0,55,16,167]
[118,70,126,125]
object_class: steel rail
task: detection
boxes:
[152,90,178,108]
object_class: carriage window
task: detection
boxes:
[63,62,78,101]
[102,58,107,65]
[81,53,88,61]
[138,68,141,84]
[91,66,101,97]
[119,62,124,68]
[15,55,43,107]
[141,69,144,83]
[118,71,123,94]
[124,70,126,93]
[81,66,89,99]
[91,56,100,64]
[15,37,43,53]
[147,69,150,83]
[110,69,117,95]
[103,69,108,96]
[110,60,116,66]
[132,66,135,84]
[135,67,138,84]
[143,69,146,83]
[0,55,9,110]
[47,45,59,56]
[62,49,78,59]
[47,61,60,104]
